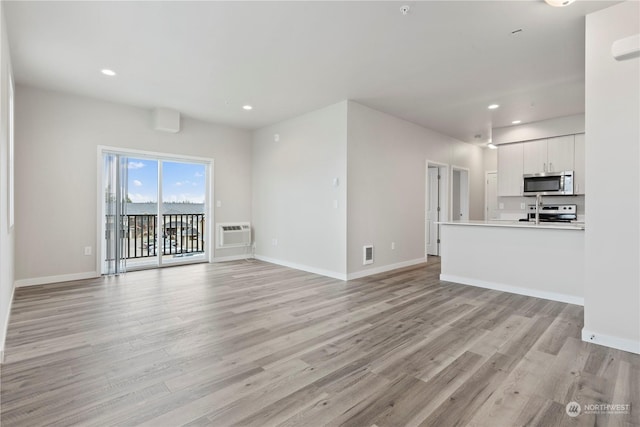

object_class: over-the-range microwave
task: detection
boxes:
[523,170,574,196]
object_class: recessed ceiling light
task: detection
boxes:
[545,0,575,7]
[488,104,500,110]
[242,105,253,111]
[512,120,522,124]
[101,69,116,77]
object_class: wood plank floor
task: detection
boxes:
[1,258,638,426]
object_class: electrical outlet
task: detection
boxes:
[216,200,222,208]
[499,203,504,210]
[84,246,92,256]
[520,203,526,210]
[391,242,396,250]
[272,238,278,246]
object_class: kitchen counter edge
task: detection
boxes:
[437,220,585,231]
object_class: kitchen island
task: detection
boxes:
[438,220,584,305]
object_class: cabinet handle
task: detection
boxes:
[543,163,546,172]
[550,162,554,172]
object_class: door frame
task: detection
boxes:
[96,146,214,274]
[425,160,449,258]
[485,170,498,220]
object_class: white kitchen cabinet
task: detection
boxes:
[547,135,575,172]
[522,136,575,174]
[573,133,586,194]
[523,139,548,174]
[498,143,524,196]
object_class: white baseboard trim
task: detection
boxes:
[347,258,427,281]
[254,255,347,281]
[582,328,640,355]
[0,284,15,364]
[15,271,100,288]
[439,274,584,306]
[213,254,254,263]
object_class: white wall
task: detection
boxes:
[252,101,348,278]
[584,1,640,354]
[14,86,252,284]
[0,1,15,361]
[492,113,585,145]
[346,101,484,277]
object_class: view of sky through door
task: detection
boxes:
[125,158,206,203]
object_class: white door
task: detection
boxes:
[426,167,440,256]
[486,171,499,220]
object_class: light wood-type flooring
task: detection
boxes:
[1,258,638,426]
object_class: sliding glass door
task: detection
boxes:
[101,150,210,275]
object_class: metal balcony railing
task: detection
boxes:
[106,214,205,259]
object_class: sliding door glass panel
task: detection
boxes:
[160,161,207,265]
[124,157,159,270]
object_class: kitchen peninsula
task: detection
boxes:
[438,220,585,306]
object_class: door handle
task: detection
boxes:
[550,162,553,172]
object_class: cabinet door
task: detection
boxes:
[498,143,524,196]
[574,133,585,194]
[523,139,548,174]
[547,135,575,172]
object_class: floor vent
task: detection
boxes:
[363,245,374,265]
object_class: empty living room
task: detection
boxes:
[0,1,638,426]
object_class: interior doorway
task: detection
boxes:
[425,161,449,257]
[485,171,499,220]
[451,166,470,221]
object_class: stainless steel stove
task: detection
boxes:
[526,204,577,222]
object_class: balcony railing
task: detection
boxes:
[107,214,205,259]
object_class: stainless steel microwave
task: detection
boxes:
[523,171,574,196]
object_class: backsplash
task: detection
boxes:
[497,195,585,222]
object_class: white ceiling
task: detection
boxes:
[4,0,620,144]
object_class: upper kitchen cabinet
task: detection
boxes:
[498,143,524,196]
[523,136,575,174]
[547,135,575,172]
[523,139,548,174]
[574,133,585,194]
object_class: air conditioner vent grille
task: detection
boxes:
[217,222,251,248]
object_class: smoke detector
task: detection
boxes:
[400,5,410,15]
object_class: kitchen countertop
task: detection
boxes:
[437,220,585,231]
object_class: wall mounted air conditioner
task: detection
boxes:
[217,222,251,248]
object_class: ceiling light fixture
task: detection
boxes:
[488,104,500,110]
[544,0,576,7]
[242,105,253,111]
[101,69,116,77]
[487,143,498,150]
[512,120,522,124]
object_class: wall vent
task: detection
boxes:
[363,245,374,265]
[217,222,251,248]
